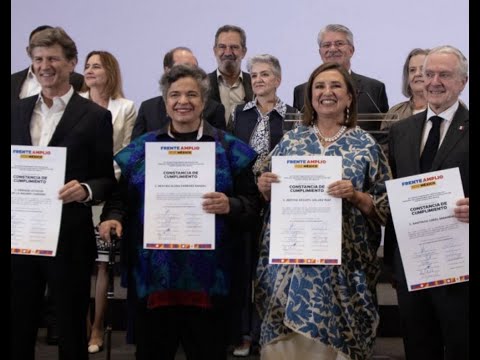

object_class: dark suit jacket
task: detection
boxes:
[383,104,469,267]
[231,103,298,152]
[293,71,389,131]
[11,92,115,358]
[131,95,226,140]
[208,70,254,104]
[11,67,84,104]
[11,92,115,260]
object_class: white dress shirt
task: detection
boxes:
[30,86,93,202]
[421,101,458,153]
[19,66,42,99]
[30,86,74,146]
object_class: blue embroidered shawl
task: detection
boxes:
[115,125,257,300]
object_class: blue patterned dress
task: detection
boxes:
[255,125,391,359]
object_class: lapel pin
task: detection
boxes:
[458,125,464,130]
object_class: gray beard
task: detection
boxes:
[221,60,239,76]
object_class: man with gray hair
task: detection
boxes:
[209,25,253,126]
[293,24,389,131]
[385,45,469,359]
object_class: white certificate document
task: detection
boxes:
[144,142,215,250]
[11,145,66,256]
[386,168,469,291]
[269,156,342,264]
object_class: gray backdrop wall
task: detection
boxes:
[11,0,469,110]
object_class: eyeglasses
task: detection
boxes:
[320,41,350,49]
[424,71,455,81]
[215,44,242,51]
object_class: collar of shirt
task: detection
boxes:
[426,101,459,125]
[155,119,216,141]
[27,66,38,81]
[216,68,243,84]
[36,85,75,111]
[421,101,459,151]
[78,90,90,99]
[19,66,42,99]
[242,97,287,118]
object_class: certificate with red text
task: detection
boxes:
[11,145,66,257]
[144,142,215,250]
[269,156,342,265]
[386,168,468,291]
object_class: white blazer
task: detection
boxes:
[107,97,137,155]
[79,92,137,179]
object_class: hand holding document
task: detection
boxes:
[386,168,469,291]
[11,145,66,256]
[269,156,342,265]
[144,142,215,250]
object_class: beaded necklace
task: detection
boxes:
[313,124,347,146]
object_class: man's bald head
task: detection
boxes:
[163,46,198,72]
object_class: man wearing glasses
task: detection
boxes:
[293,24,389,130]
[209,25,253,126]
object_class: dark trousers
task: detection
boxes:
[229,231,255,344]
[135,300,229,360]
[394,249,469,360]
[44,286,56,330]
[228,216,263,346]
[11,254,93,360]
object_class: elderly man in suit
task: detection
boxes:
[131,46,225,140]
[209,25,253,127]
[293,24,389,131]
[11,25,84,104]
[385,45,469,360]
[11,27,115,360]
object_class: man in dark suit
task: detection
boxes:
[293,24,388,132]
[384,45,469,360]
[11,27,115,360]
[209,25,253,127]
[132,46,225,140]
[11,25,84,104]
[11,24,85,347]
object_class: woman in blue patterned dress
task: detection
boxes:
[98,64,261,360]
[255,62,392,360]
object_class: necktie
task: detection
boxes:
[420,116,443,172]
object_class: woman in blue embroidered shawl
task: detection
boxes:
[98,64,261,360]
[255,63,392,360]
